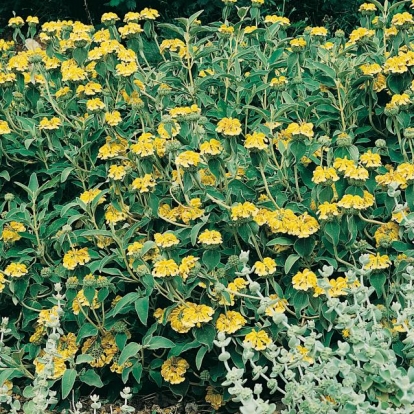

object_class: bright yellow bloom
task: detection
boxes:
[363,253,391,270]
[152,259,179,277]
[175,151,201,168]
[139,8,160,20]
[264,15,290,27]
[105,205,128,224]
[312,166,339,184]
[218,24,234,35]
[348,27,375,44]
[79,188,106,204]
[1,222,26,243]
[198,229,222,245]
[39,117,61,130]
[265,294,288,316]
[104,111,122,126]
[374,222,399,248]
[254,257,276,276]
[0,121,11,135]
[154,232,179,248]
[179,256,199,280]
[205,387,224,410]
[216,311,246,334]
[244,132,268,151]
[231,202,258,221]
[161,357,189,384]
[244,330,272,351]
[317,202,339,220]
[34,355,67,379]
[131,174,156,193]
[392,12,414,28]
[310,27,328,37]
[63,248,91,270]
[72,289,100,315]
[200,139,223,156]
[4,263,28,277]
[108,165,126,180]
[86,98,105,112]
[292,269,317,291]
[216,117,242,136]
[359,63,382,76]
[360,150,381,168]
[101,12,120,24]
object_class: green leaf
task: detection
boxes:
[370,272,387,298]
[196,346,208,370]
[324,222,340,246]
[267,237,293,246]
[190,222,205,246]
[79,369,104,387]
[135,296,149,326]
[285,254,301,274]
[112,292,138,316]
[118,342,140,366]
[28,173,39,194]
[294,238,316,258]
[202,249,221,271]
[194,325,216,350]
[132,362,143,384]
[75,354,94,364]
[61,167,74,183]
[61,368,77,399]
[76,323,98,344]
[146,336,175,350]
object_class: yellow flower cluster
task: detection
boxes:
[161,357,189,384]
[154,232,180,248]
[63,247,91,270]
[216,311,247,334]
[1,221,26,243]
[4,263,28,277]
[198,229,222,245]
[254,257,276,276]
[243,329,272,351]
[255,208,320,238]
[168,302,214,333]
[374,222,399,248]
[216,117,242,136]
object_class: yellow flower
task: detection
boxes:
[317,202,339,220]
[101,12,120,24]
[198,229,222,245]
[175,151,201,168]
[290,38,306,51]
[205,387,224,410]
[86,98,105,112]
[0,120,11,135]
[265,295,288,316]
[4,263,28,277]
[63,247,91,270]
[310,27,328,37]
[216,117,242,136]
[39,117,61,130]
[244,25,257,34]
[359,63,382,76]
[152,259,179,277]
[131,174,156,193]
[218,24,234,35]
[161,357,189,384]
[343,165,369,181]
[216,311,246,334]
[264,15,290,27]
[79,188,106,204]
[154,232,179,248]
[392,12,414,28]
[108,165,126,181]
[1,221,26,243]
[312,166,339,185]
[139,8,160,20]
[244,131,268,151]
[360,150,381,168]
[384,55,409,74]
[348,27,375,45]
[104,111,122,126]
[181,303,214,328]
[179,256,199,280]
[118,23,143,39]
[254,257,276,276]
[270,76,288,88]
[363,253,391,270]
[231,202,258,221]
[200,139,223,156]
[8,17,24,28]
[105,205,128,224]
[359,3,377,13]
[244,329,272,351]
[292,269,317,291]
[296,345,314,364]
[57,333,78,359]
[374,222,399,248]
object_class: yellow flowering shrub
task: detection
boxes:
[3,1,414,412]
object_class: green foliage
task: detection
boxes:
[1,1,414,414]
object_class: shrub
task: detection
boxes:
[2,1,414,413]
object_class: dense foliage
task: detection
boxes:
[2,0,414,413]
